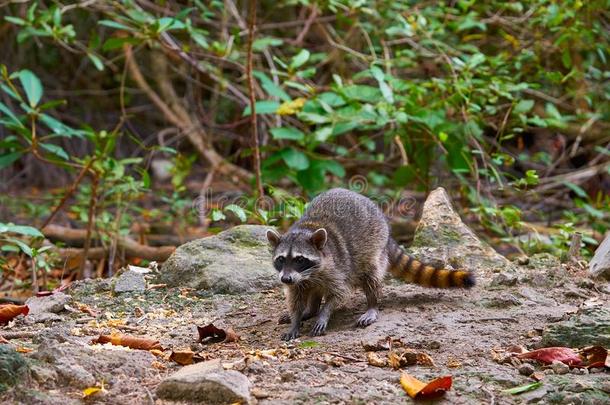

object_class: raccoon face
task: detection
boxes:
[266,228,327,285]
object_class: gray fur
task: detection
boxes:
[268,188,390,340]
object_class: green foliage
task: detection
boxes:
[1,0,609,259]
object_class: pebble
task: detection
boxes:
[551,360,569,375]
[518,363,535,376]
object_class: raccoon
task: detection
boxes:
[267,188,475,341]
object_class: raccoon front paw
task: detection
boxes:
[356,308,379,327]
[310,320,327,336]
[278,312,291,324]
[281,329,299,341]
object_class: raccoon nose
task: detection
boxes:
[281,275,294,284]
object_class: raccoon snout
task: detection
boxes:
[280,274,294,284]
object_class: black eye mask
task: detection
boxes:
[292,256,317,272]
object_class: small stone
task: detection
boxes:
[156,359,251,404]
[114,269,146,293]
[561,394,584,405]
[600,381,610,393]
[251,387,270,399]
[589,367,604,373]
[551,360,569,375]
[577,279,594,289]
[518,363,535,376]
[491,272,518,286]
[516,256,530,265]
[30,364,58,385]
[280,370,295,382]
[25,292,71,314]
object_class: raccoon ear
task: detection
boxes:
[266,229,281,247]
[311,228,327,250]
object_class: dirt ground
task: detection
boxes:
[1,257,609,404]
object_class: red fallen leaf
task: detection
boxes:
[0,304,29,324]
[92,334,162,351]
[36,291,53,297]
[197,323,239,344]
[517,347,582,367]
[400,373,452,399]
[579,346,609,368]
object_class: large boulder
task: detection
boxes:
[410,187,512,279]
[159,225,277,293]
[589,233,610,280]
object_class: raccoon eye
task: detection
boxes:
[294,256,305,264]
[273,256,285,270]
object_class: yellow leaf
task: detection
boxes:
[400,373,427,398]
[276,98,306,116]
[82,387,102,398]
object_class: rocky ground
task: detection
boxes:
[1,188,609,404]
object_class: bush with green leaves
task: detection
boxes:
[0,0,608,258]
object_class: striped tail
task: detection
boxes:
[387,239,475,289]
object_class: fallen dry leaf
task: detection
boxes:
[0,304,29,324]
[531,371,545,381]
[447,357,462,368]
[400,373,452,399]
[516,347,582,367]
[388,348,435,369]
[197,323,239,344]
[76,303,98,317]
[362,337,392,351]
[170,349,195,365]
[367,351,387,367]
[15,346,33,353]
[92,334,162,351]
[151,361,166,370]
[579,346,609,368]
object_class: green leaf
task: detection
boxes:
[210,208,226,221]
[0,223,43,238]
[18,69,43,107]
[342,85,382,103]
[98,20,135,31]
[0,152,22,168]
[39,143,69,160]
[281,148,309,170]
[4,16,26,26]
[298,340,320,348]
[102,37,140,51]
[225,204,248,223]
[316,159,345,177]
[370,66,394,103]
[290,49,310,70]
[563,182,587,198]
[0,101,24,127]
[270,127,304,141]
[514,99,534,114]
[252,71,290,102]
[243,100,280,116]
[502,382,542,395]
[88,53,104,71]
[253,37,283,52]
[5,237,33,257]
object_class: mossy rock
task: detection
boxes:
[541,306,610,348]
[158,225,277,294]
[0,346,29,392]
[410,187,512,279]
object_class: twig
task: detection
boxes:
[246,0,264,199]
[80,173,99,279]
[0,331,38,340]
[294,5,318,45]
[458,317,518,323]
